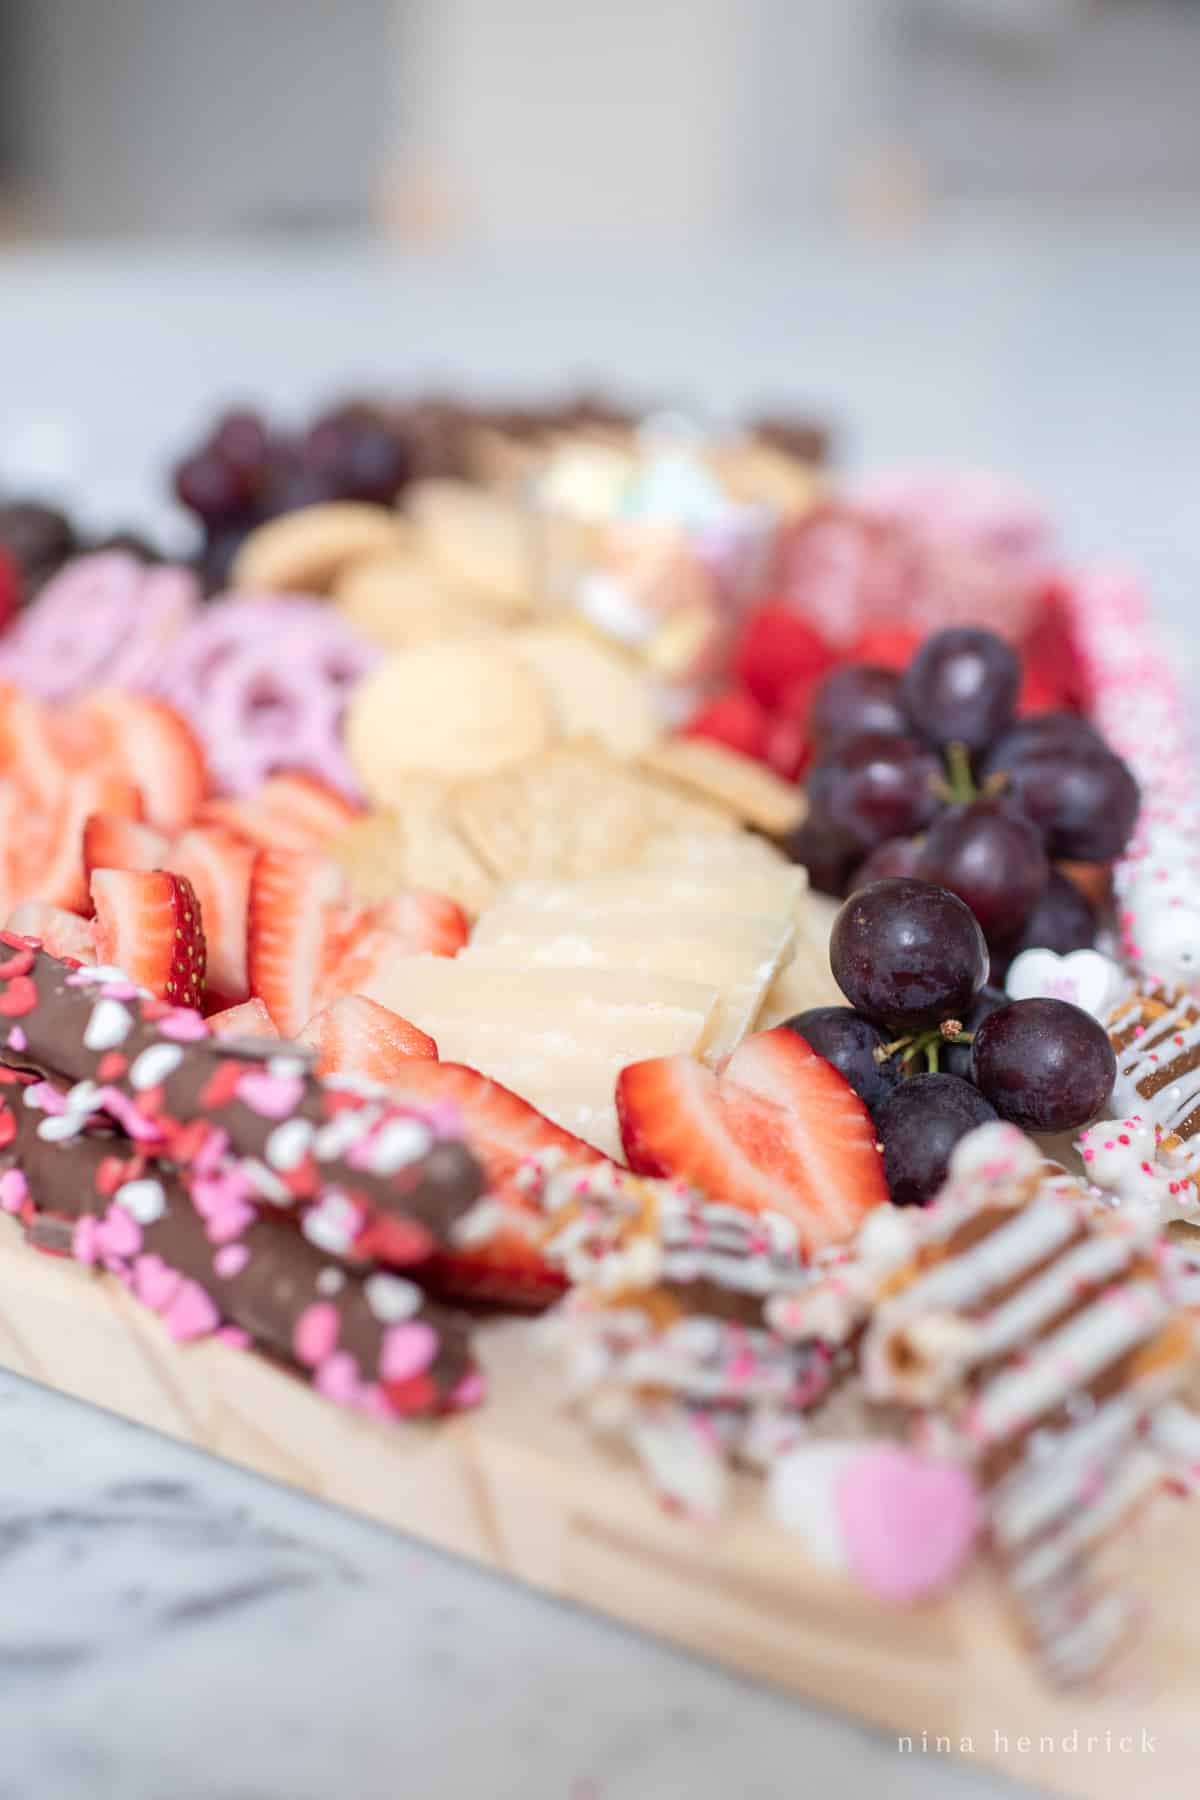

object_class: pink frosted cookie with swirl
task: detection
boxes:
[0,551,199,700]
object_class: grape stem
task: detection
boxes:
[943,740,976,805]
[874,1018,974,1076]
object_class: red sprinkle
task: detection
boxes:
[97,1051,128,1082]
[0,947,35,981]
[198,1061,245,1113]
[0,977,38,1018]
[0,1109,15,1149]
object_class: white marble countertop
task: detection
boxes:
[0,223,1195,1798]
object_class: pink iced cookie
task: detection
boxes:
[836,1445,981,1603]
[147,595,377,798]
[0,552,199,700]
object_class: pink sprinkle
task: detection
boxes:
[132,1253,183,1313]
[449,1369,487,1410]
[236,1069,305,1120]
[157,1007,209,1042]
[314,1349,366,1407]
[0,1168,27,1215]
[293,1301,341,1367]
[1082,1148,1095,1162]
[7,1026,26,1052]
[215,1325,252,1351]
[73,1215,101,1265]
[98,1087,165,1145]
[213,1242,250,1280]
[380,1320,438,1383]
[161,1278,220,1342]
[190,1164,256,1243]
[97,1205,143,1260]
[98,981,140,1000]
[28,1081,66,1115]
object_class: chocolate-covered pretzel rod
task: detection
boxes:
[0,939,482,1261]
[0,1077,479,1418]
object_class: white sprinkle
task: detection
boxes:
[115,1178,167,1224]
[129,1043,184,1091]
[71,964,128,986]
[265,1118,315,1172]
[242,1159,291,1205]
[65,1080,104,1116]
[301,1192,358,1256]
[324,1071,385,1099]
[267,1055,307,1080]
[368,1117,432,1175]
[83,998,134,1052]
[36,1114,84,1143]
[364,1272,424,1322]
[313,1110,373,1162]
[316,1266,346,1296]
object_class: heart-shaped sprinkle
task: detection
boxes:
[364,1272,424,1323]
[380,1320,438,1383]
[1005,947,1125,1021]
[836,1446,981,1603]
[114,1178,167,1225]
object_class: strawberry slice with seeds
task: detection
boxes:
[91,868,206,1007]
[617,1026,887,1254]
[198,772,360,851]
[77,690,206,832]
[5,901,96,964]
[299,995,437,1079]
[170,825,254,1005]
[246,847,344,1035]
[366,1060,603,1307]
[206,996,279,1039]
[0,685,70,810]
[82,814,170,884]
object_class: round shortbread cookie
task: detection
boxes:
[345,640,555,795]
[508,624,661,761]
[231,502,410,595]
[333,552,498,649]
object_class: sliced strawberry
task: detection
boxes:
[846,624,923,672]
[5,901,96,964]
[91,868,206,1007]
[23,772,142,912]
[683,688,770,761]
[82,814,170,884]
[0,685,69,809]
[363,890,467,958]
[206,996,279,1039]
[366,1059,603,1307]
[299,995,437,1079]
[170,825,254,1004]
[246,848,344,1034]
[198,772,360,851]
[731,603,835,713]
[76,690,207,832]
[617,1027,887,1254]
[317,923,402,1007]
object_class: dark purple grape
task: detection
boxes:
[780,815,855,898]
[173,450,255,527]
[980,710,1105,777]
[900,627,1020,752]
[197,526,249,596]
[807,666,910,749]
[875,1074,998,1206]
[848,835,925,892]
[1000,869,1096,961]
[209,409,271,479]
[992,746,1140,862]
[303,404,409,504]
[914,797,1049,943]
[0,500,77,587]
[782,1006,900,1117]
[807,732,942,857]
[830,877,988,1031]
[970,997,1116,1132]
[941,984,1007,1080]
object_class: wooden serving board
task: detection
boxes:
[0,1213,1195,1800]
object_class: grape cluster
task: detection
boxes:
[172,402,415,592]
[786,627,1139,976]
[786,874,1117,1207]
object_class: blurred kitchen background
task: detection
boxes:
[2,0,1199,243]
[0,0,1197,666]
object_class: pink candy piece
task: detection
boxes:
[146,596,377,798]
[293,1301,341,1368]
[0,553,199,700]
[836,1446,981,1604]
[380,1320,438,1383]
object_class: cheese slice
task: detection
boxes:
[637,831,792,873]
[360,955,718,1047]
[464,914,793,1064]
[757,890,844,1026]
[489,867,806,924]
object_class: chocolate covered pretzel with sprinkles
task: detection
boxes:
[0,939,482,1263]
[0,1071,480,1418]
